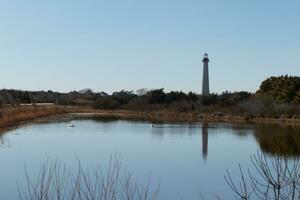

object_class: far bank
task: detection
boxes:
[1,105,300,131]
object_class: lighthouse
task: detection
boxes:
[202,53,210,96]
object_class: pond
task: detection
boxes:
[0,117,299,200]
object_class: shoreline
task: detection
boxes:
[1,106,300,131]
[67,110,300,126]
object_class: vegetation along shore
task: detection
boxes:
[0,75,299,128]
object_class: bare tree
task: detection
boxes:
[225,151,300,200]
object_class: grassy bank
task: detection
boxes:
[68,109,300,126]
[0,105,69,128]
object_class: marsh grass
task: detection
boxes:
[17,156,159,200]
[0,106,68,128]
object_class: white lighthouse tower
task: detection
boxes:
[202,53,210,96]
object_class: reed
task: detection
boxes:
[18,155,159,200]
[0,105,68,128]
[1,105,300,130]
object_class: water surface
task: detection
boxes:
[0,118,299,200]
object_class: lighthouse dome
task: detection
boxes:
[202,53,209,62]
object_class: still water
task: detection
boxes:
[0,117,299,200]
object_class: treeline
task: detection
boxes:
[0,89,107,105]
[92,89,254,112]
[0,75,299,118]
[92,89,300,118]
[0,88,254,110]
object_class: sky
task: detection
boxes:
[0,0,299,94]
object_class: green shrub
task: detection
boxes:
[93,97,120,110]
[257,75,300,103]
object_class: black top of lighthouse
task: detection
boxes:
[202,53,209,63]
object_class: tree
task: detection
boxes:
[201,94,218,105]
[93,97,120,109]
[257,75,300,103]
[188,92,198,102]
[165,91,187,104]
[112,90,136,105]
[147,89,166,104]
[219,91,252,106]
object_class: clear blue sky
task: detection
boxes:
[0,0,299,94]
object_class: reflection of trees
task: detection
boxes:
[150,124,199,138]
[0,128,11,147]
[253,124,300,156]
[151,125,165,138]
[0,133,5,147]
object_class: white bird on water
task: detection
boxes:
[150,124,154,128]
[67,123,75,128]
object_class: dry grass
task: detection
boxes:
[0,105,69,128]
[0,105,300,130]
[18,155,159,200]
